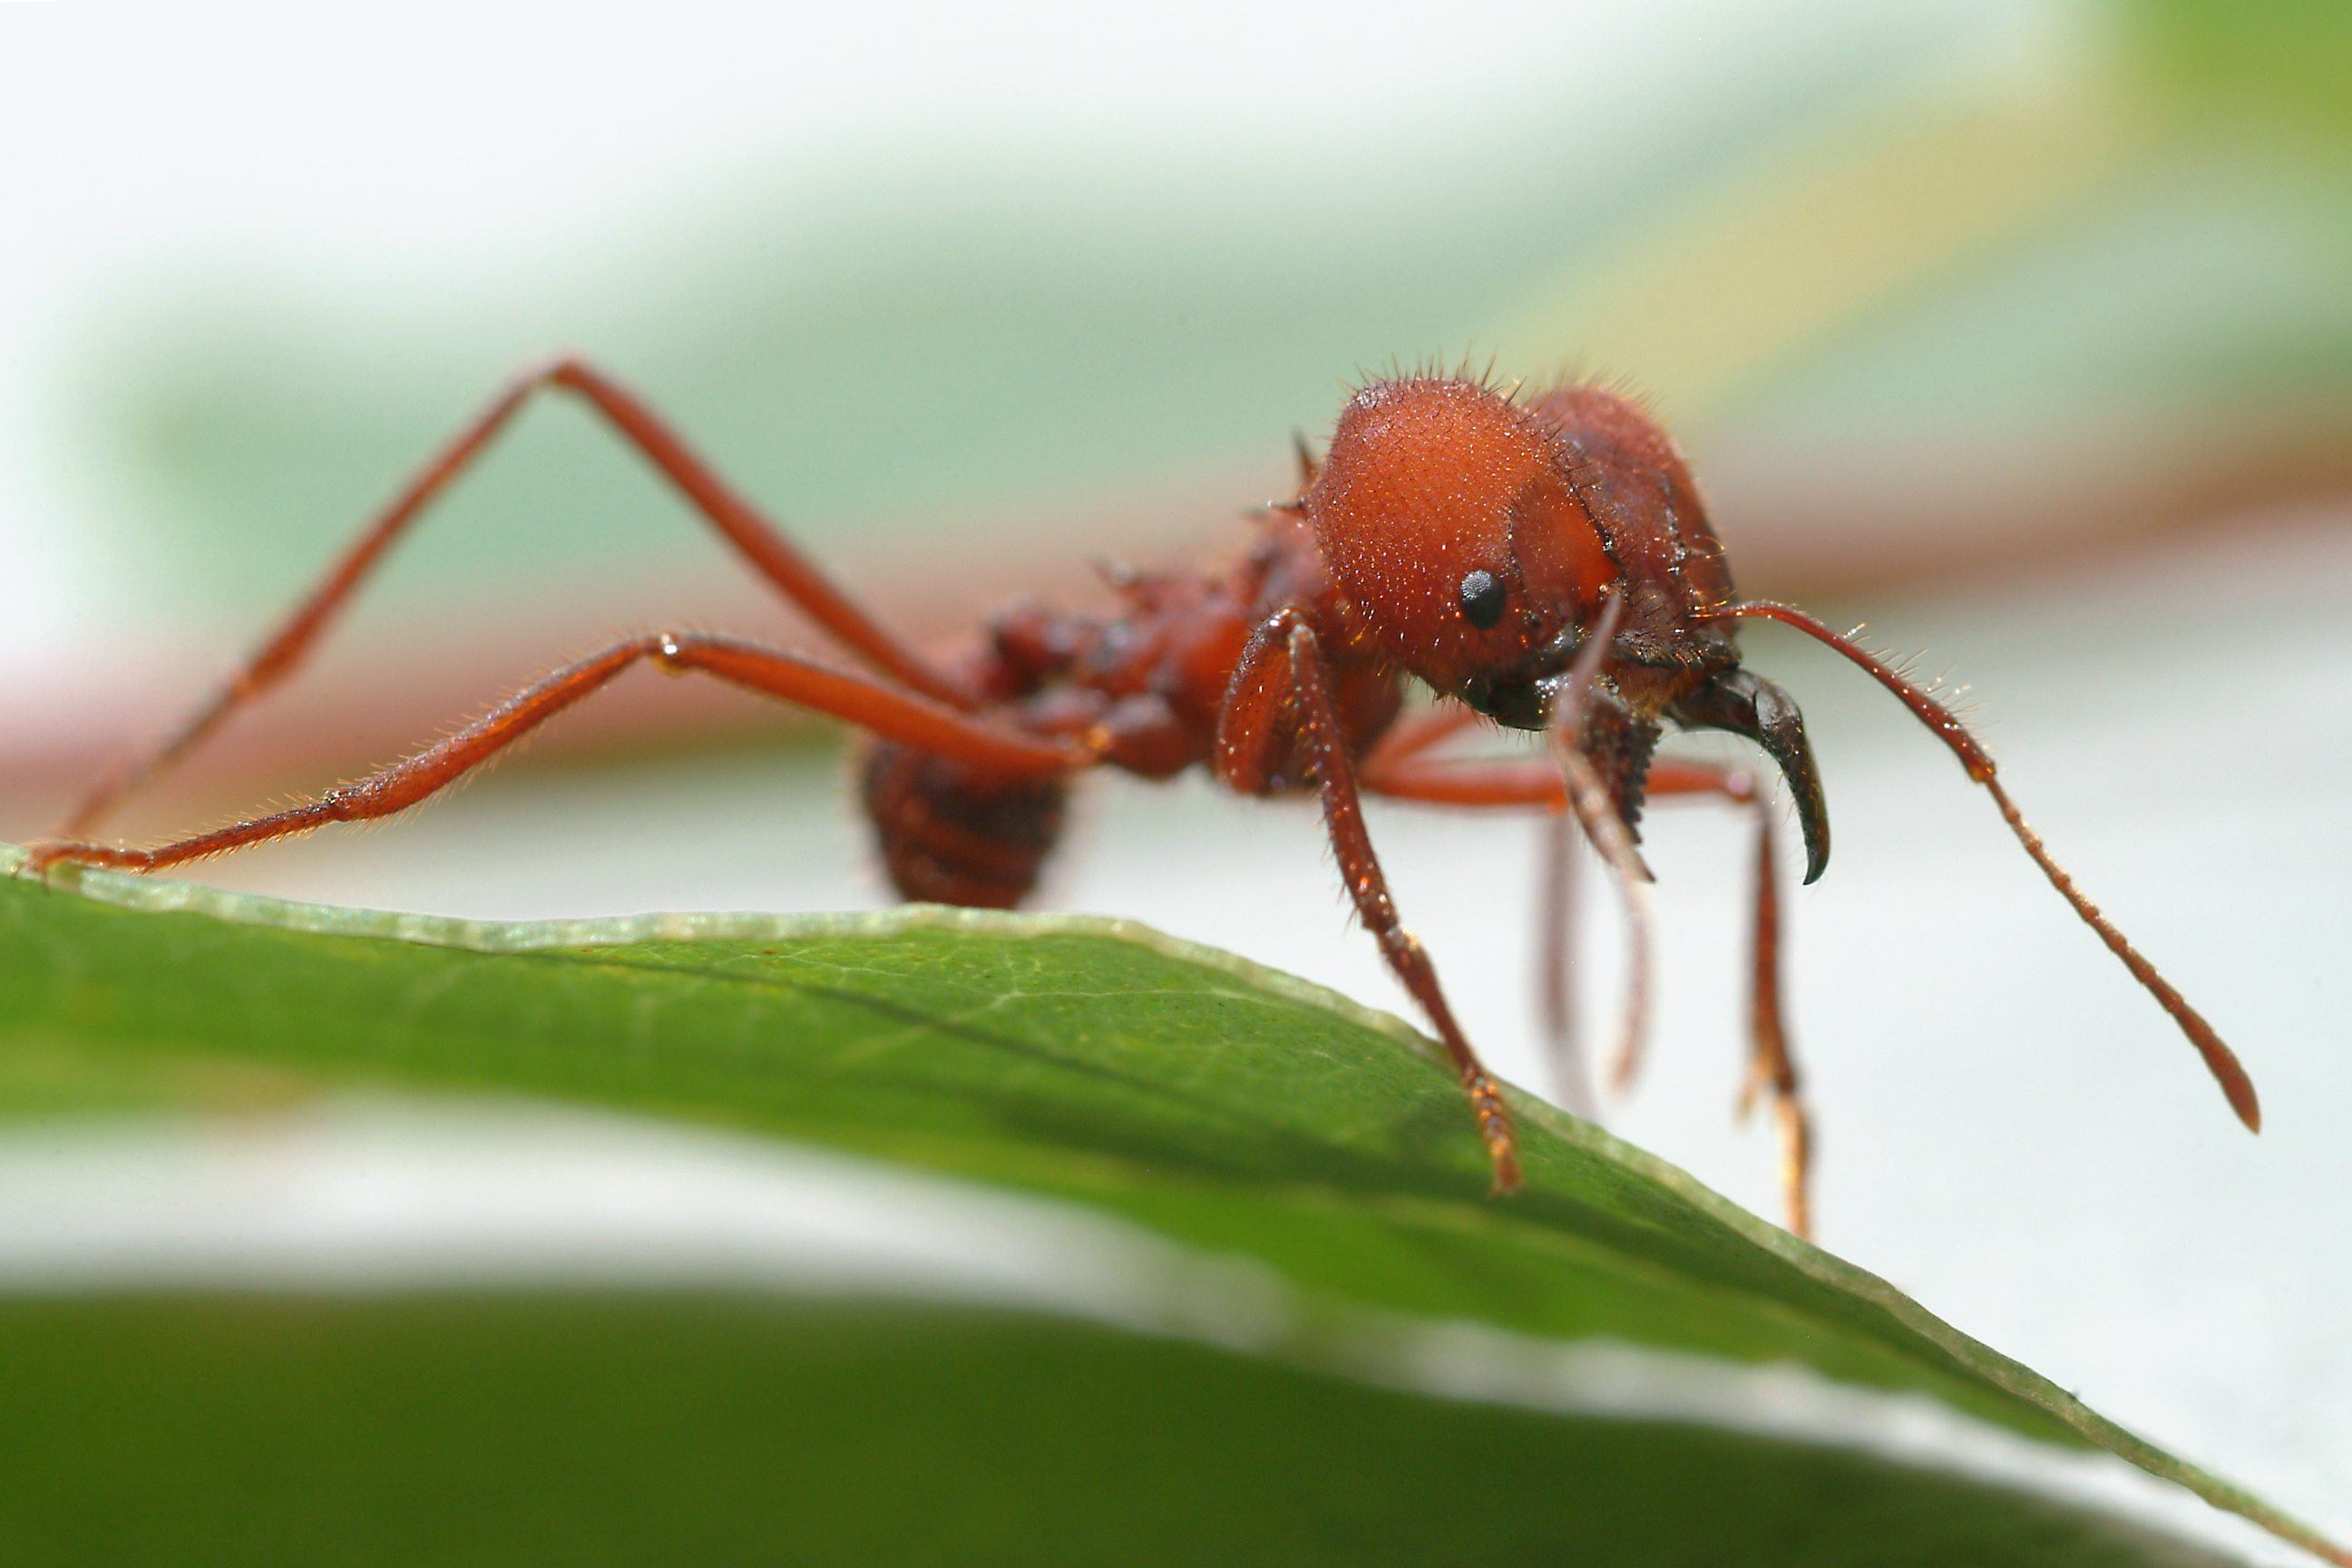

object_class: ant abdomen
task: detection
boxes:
[858,738,1069,910]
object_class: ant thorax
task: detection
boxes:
[962,517,1403,791]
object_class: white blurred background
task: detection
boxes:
[2,0,2347,1549]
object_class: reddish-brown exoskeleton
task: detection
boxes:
[22,358,2260,1235]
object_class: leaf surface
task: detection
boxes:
[0,850,2338,1564]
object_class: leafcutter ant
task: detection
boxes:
[22,358,2259,1234]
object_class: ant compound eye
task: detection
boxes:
[1458,570,1508,630]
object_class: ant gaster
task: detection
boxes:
[23,357,2260,1236]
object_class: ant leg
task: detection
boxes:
[1217,615,1520,1193]
[1358,755,1559,804]
[1653,761,1810,1241]
[1361,710,1598,1114]
[25,637,1086,878]
[1361,752,1813,1238]
[61,355,969,837]
[1361,702,1484,768]
[1365,751,1657,1109]
[1534,810,1595,1117]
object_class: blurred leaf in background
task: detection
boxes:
[75,1,2352,594]
[0,1298,2266,1567]
[5,0,2345,817]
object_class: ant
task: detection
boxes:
[19,355,2260,1236]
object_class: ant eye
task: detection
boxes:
[1458,570,1507,629]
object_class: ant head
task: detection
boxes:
[1307,374,1830,879]
[1307,375,1617,726]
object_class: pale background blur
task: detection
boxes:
[2,0,2347,1551]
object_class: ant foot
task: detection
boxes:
[1773,1096,1815,1242]
[1466,1074,1522,1196]
[15,841,133,881]
[13,845,62,882]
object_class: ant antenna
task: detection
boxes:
[1551,589,1655,1096]
[1723,599,2260,1133]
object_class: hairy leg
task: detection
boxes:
[1216,612,1520,1193]
[1361,747,1814,1237]
[62,355,968,836]
[28,635,1086,877]
[1359,689,1653,1122]
[1654,763,1811,1241]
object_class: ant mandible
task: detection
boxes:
[21,355,2260,1236]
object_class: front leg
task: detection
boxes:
[1355,744,1817,1238]
[1217,609,1520,1193]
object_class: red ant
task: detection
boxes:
[20,356,2260,1235]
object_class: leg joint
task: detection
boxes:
[650,631,694,675]
[529,351,593,391]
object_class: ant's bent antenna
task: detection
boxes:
[1721,599,2260,1134]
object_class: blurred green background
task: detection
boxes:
[5,0,2349,814]
[1,0,2347,1558]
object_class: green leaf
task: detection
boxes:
[0,1294,2255,1568]
[0,847,2340,1565]
[2122,0,2352,150]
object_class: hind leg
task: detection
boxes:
[60,355,971,838]
[27,636,1086,878]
